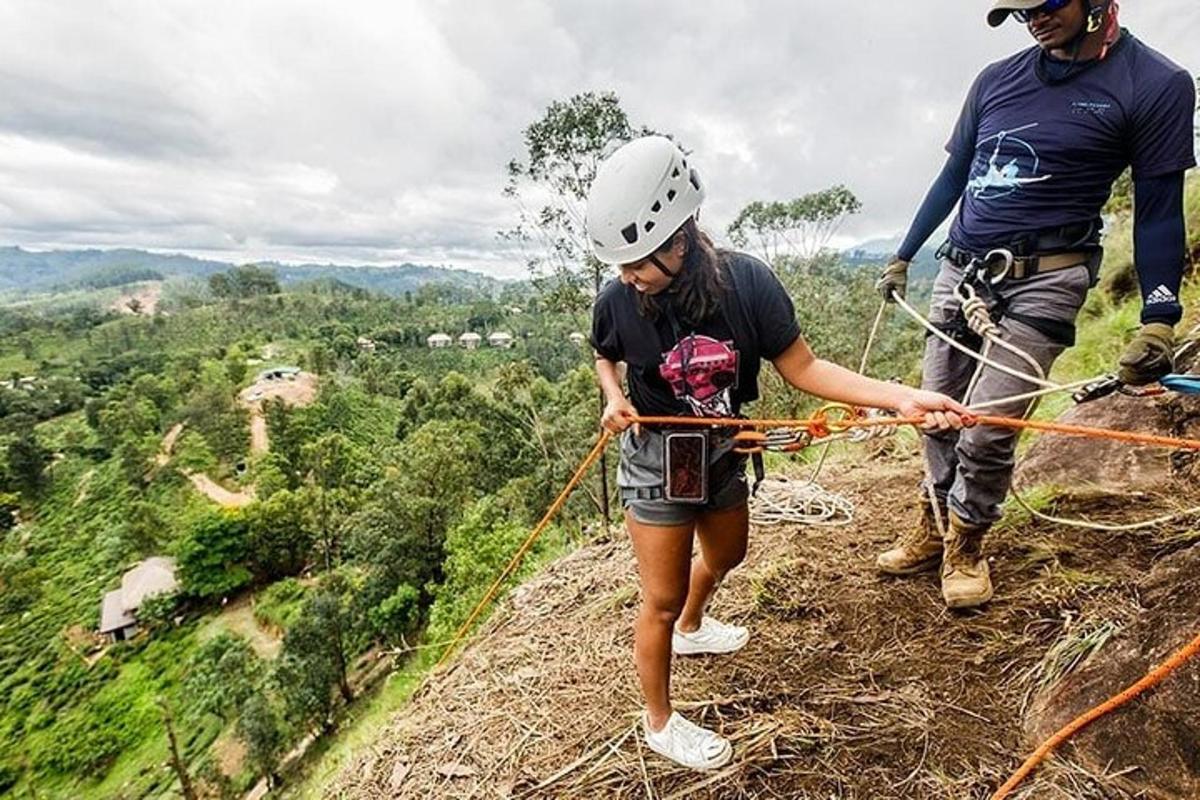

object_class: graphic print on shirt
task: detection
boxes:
[658,335,739,418]
[967,123,1053,200]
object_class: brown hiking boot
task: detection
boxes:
[941,513,993,609]
[876,497,946,575]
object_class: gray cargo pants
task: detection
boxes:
[921,259,1092,526]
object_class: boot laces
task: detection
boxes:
[945,528,985,574]
[898,505,944,549]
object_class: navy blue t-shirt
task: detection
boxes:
[947,33,1196,252]
[590,253,801,417]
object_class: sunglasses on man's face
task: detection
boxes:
[1013,0,1073,23]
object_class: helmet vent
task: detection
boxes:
[671,167,680,178]
[644,221,656,233]
[651,201,662,213]
[689,169,701,191]
[667,189,677,202]
[620,223,639,245]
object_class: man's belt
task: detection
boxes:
[941,244,1090,281]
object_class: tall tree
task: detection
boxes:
[301,433,356,571]
[184,633,262,722]
[502,91,654,521]
[501,90,641,313]
[728,185,863,265]
[158,699,199,800]
[236,693,284,788]
[5,415,47,498]
[274,591,354,732]
[209,265,281,298]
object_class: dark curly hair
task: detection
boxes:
[637,217,728,327]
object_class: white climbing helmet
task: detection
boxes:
[586,136,705,266]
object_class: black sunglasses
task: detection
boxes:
[1013,0,1073,23]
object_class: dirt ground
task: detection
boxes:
[238,371,319,455]
[238,371,319,409]
[328,450,1200,800]
[187,472,255,508]
[200,594,282,660]
[109,281,162,316]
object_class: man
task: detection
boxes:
[876,0,1195,608]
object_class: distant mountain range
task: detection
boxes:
[0,240,941,303]
[840,234,941,277]
[0,246,503,298]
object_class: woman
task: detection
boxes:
[588,136,968,770]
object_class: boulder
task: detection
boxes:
[1025,546,1200,799]
[1014,388,1200,495]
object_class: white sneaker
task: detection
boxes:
[642,711,732,770]
[672,616,749,656]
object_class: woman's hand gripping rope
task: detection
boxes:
[601,395,640,436]
[895,388,972,432]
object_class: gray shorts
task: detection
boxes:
[617,428,749,527]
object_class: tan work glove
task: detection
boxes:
[875,257,910,302]
[1118,322,1174,386]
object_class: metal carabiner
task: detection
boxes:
[982,248,1014,285]
[954,280,980,305]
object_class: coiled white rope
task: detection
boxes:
[749,304,895,528]
[749,475,855,526]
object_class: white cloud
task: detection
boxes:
[0,0,1194,276]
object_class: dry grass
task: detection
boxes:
[325,454,1200,800]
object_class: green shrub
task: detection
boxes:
[254,578,309,632]
[172,427,218,472]
[427,491,564,644]
[0,762,18,794]
[368,584,421,644]
[177,511,252,600]
[137,590,180,631]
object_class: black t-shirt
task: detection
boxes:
[591,253,801,417]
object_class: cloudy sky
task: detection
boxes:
[1,1,1196,277]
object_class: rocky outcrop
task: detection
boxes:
[1025,546,1200,800]
[1015,388,1200,495]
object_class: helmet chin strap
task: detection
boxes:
[648,252,683,282]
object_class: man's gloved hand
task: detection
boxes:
[1118,322,1175,386]
[876,257,910,302]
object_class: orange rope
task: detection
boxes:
[990,629,1200,799]
[631,410,1200,452]
[972,414,1200,452]
[434,430,614,670]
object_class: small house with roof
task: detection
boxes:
[98,557,179,643]
[459,332,482,350]
[427,333,452,349]
[487,331,514,349]
[254,366,301,383]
